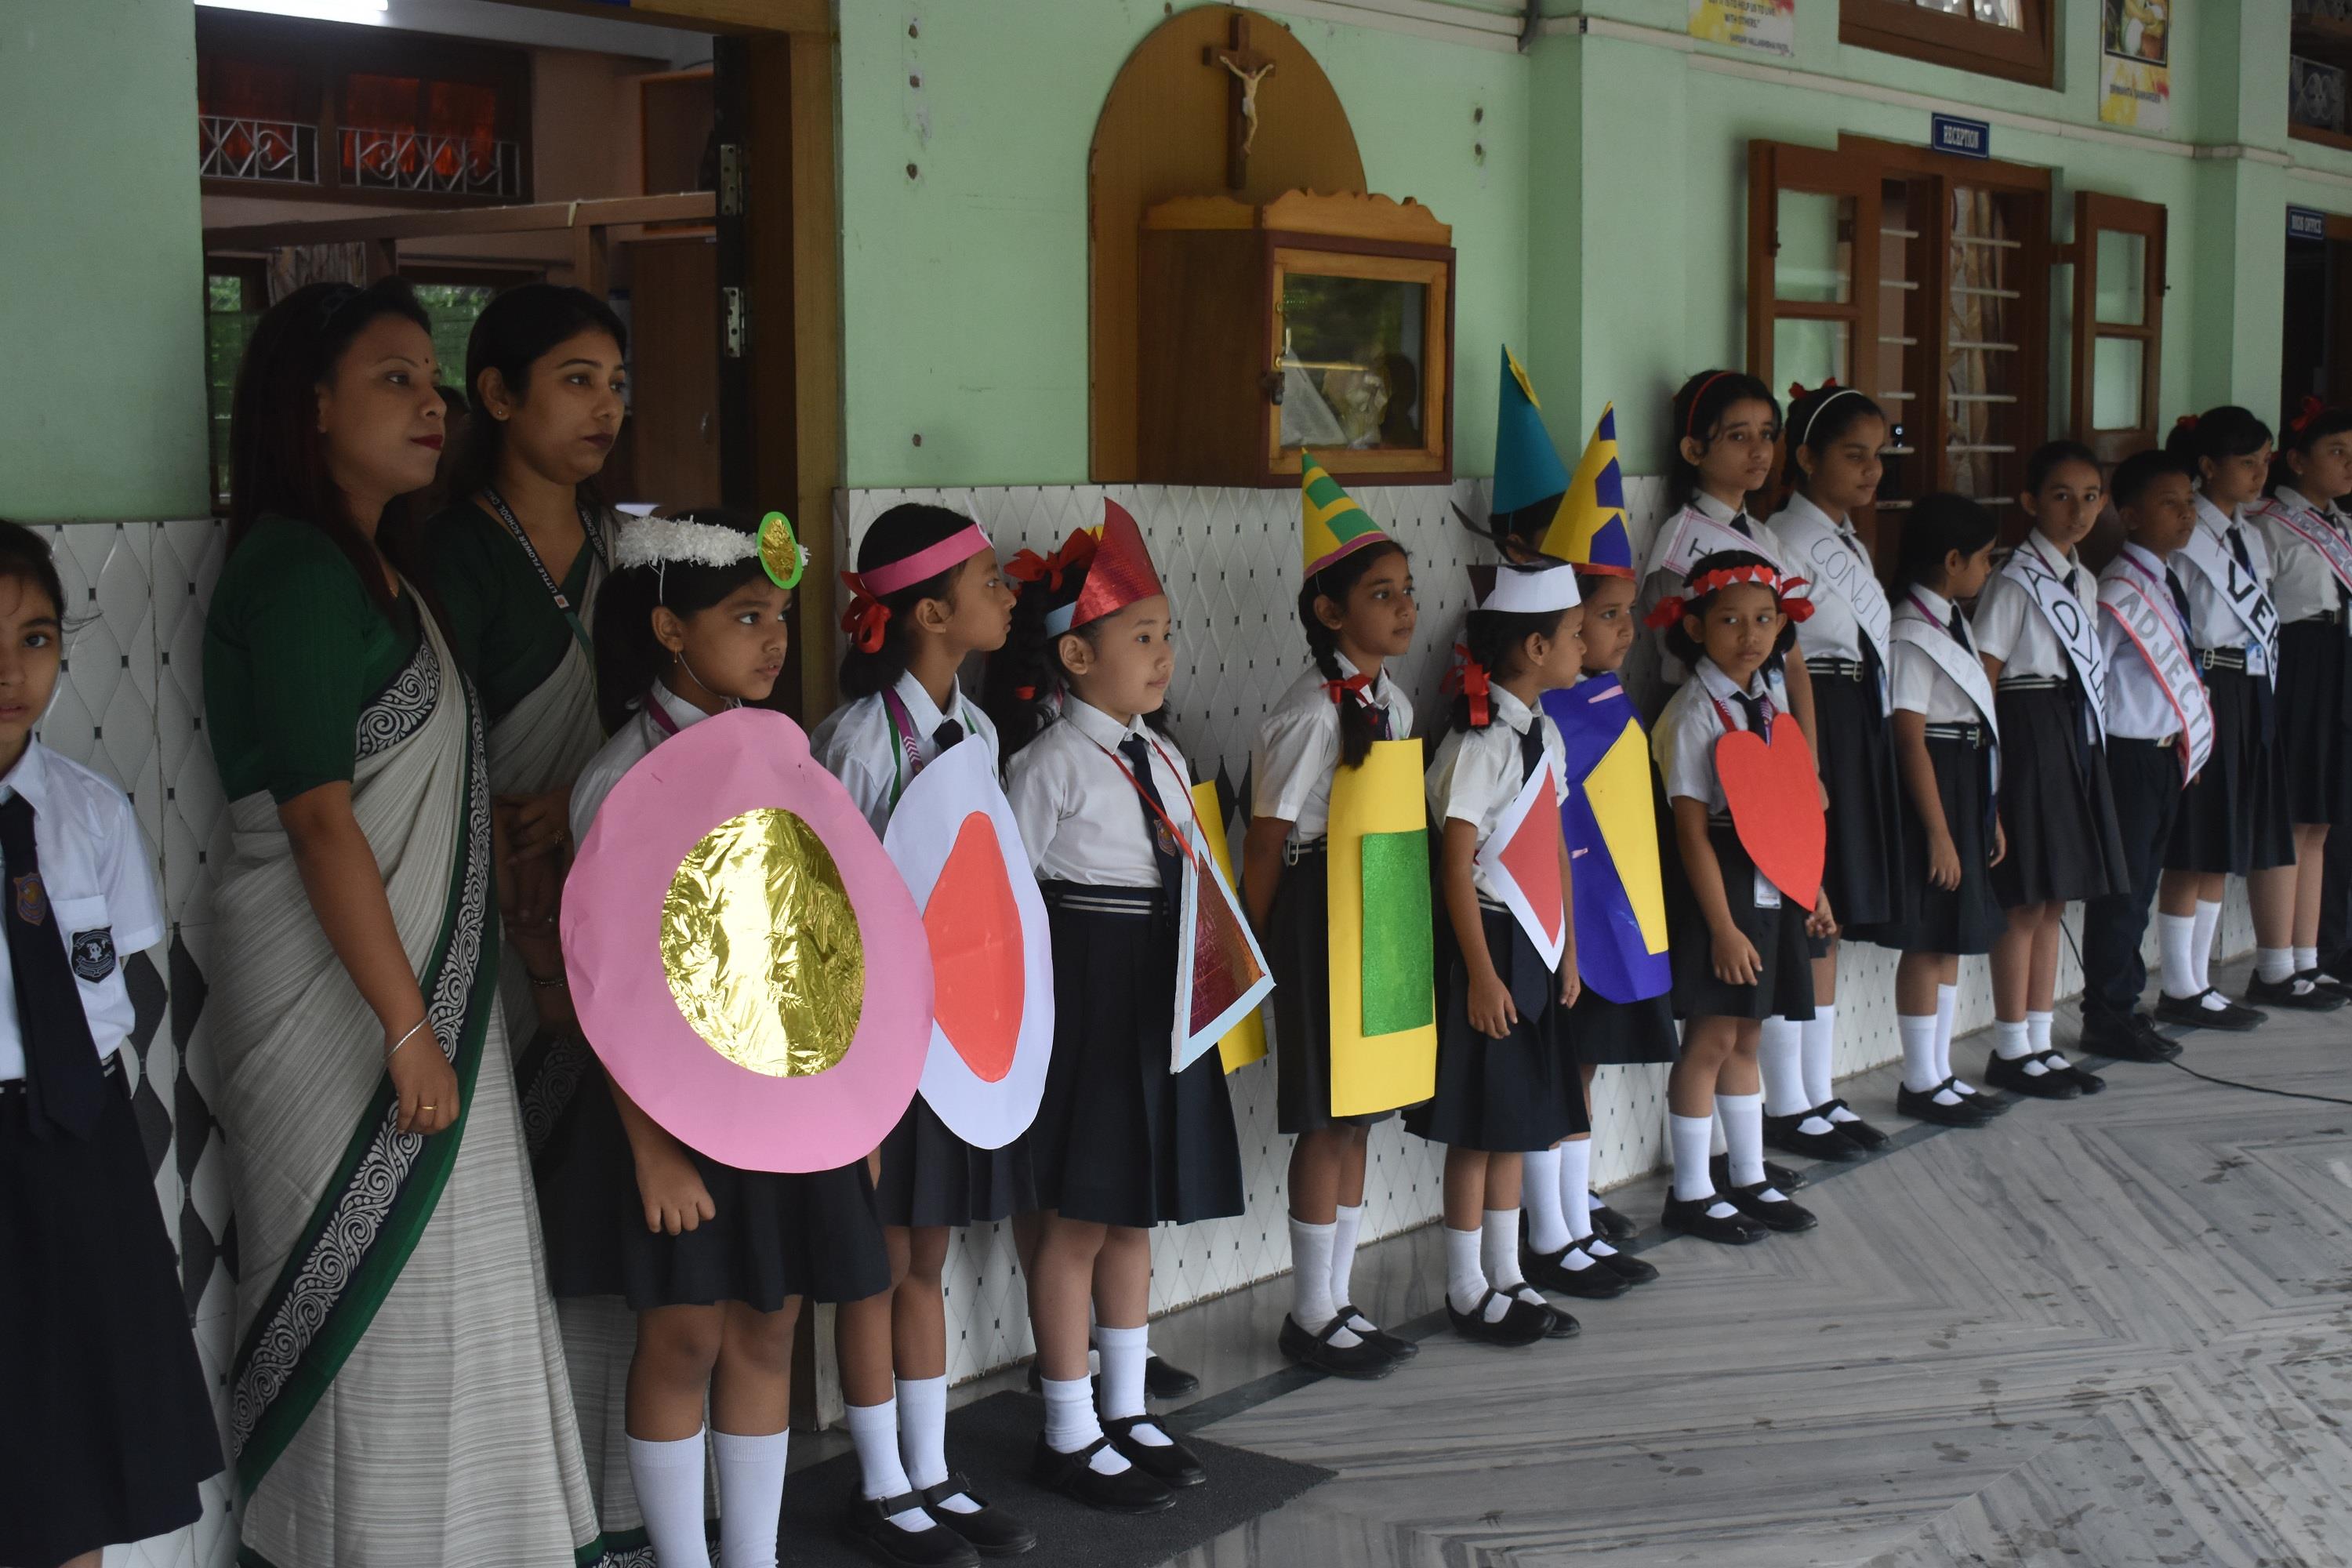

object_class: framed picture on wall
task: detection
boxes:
[2296,55,2348,134]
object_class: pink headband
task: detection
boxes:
[857,522,993,597]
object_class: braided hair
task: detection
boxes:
[1298,539,1407,770]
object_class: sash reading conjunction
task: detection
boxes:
[2250,494,2352,612]
[2098,554,2217,781]
[2173,510,2280,681]
[1891,593,2002,791]
[1780,508,1892,712]
[2000,546,2110,740]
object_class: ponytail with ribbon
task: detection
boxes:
[1446,644,1493,731]
[838,571,891,653]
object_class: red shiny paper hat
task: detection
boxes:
[1068,499,1167,630]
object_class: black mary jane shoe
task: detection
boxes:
[1726,1180,1817,1233]
[1277,1312,1397,1380]
[1513,1289,1581,1339]
[2310,967,2352,1004]
[1587,1201,1639,1243]
[1589,1241,1659,1286]
[1955,1082,2013,1117]
[1896,1080,1992,1128]
[1029,1435,1174,1515]
[2154,989,2263,1033]
[1661,1192,1769,1245]
[1103,1414,1207,1488]
[1982,1049,2083,1100]
[1763,1109,1866,1161]
[842,1494,983,1568]
[1334,1304,1419,1361]
[1143,1355,1200,1400]
[1447,1287,1551,1347]
[1711,1152,1809,1194]
[920,1476,1036,1559]
[1817,1100,1889,1150]
[2056,1058,2107,1095]
[2247,971,2349,1012]
[1521,1236,1632,1299]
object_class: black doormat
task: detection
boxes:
[779,1390,1334,1566]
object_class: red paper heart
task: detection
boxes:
[926,811,1025,1083]
[1714,726,1824,910]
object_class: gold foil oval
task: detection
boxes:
[661,808,864,1077]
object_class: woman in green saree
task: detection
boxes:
[203,278,602,1566]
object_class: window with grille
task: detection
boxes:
[1840,0,2055,89]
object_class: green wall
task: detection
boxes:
[0,0,209,522]
[834,0,1530,490]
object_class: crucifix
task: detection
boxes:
[1203,15,1276,192]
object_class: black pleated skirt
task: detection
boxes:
[535,1065,891,1312]
[1667,821,1818,1022]
[1990,684,2129,907]
[2166,663,2294,874]
[1894,735,2006,955]
[874,1098,1036,1229]
[1027,885,1244,1228]
[2278,618,2352,826]
[0,1065,221,1566]
[1406,904,1588,1151]
[1267,844,1394,1134]
[1813,663,1906,939]
[1565,985,1679,1065]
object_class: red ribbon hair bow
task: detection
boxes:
[1788,376,1840,401]
[2291,394,2327,436]
[1445,644,1492,728]
[839,571,890,653]
[1005,528,1099,595]
[1323,671,1376,707]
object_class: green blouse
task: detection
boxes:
[204,515,423,804]
[424,499,594,725]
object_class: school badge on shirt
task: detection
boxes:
[13,871,47,927]
[71,926,116,983]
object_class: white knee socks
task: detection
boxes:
[1095,1323,1170,1446]
[844,1399,928,1526]
[2158,912,2199,1000]
[2192,899,2222,993]
[712,1428,788,1568]
[1935,982,1966,1091]
[1483,1207,1546,1308]
[1804,1006,1859,1124]
[1445,1223,1508,1321]
[1992,1018,2032,1061]
[627,1432,713,1568]
[896,1374,975,1513]
[1898,1012,1942,1095]
[1287,1216,1359,1345]
[1041,1374,1129,1475]
[1330,1202,1365,1311]
[1521,1146,1570,1254]
[1718,1091,1768,1190]
[1559,1137,1595,1243]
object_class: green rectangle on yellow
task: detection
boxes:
[1359,829,1435,1036]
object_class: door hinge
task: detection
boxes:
[723,286,747,358]
[718,143,746,217]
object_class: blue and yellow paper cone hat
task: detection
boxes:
[1300,453,1392,578]
[1494,346,1571,526]
[1539,405,1634,577]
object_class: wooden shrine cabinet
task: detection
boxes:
[1137,190,1454,487]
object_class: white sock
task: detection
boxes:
[1042,1374,1130,1475]
[1445,1224,1508,1321]
[2258,946,2296,984]
[2158,913,2200,1000]
[626,1432,713,1568]
[1287,1217,1357,1345]
[2296,945,2319,974]
[1560,1137,1595,1243]
[1709,1110,1728,1156]
[2192,898,2222,993]
[895,1375,963,1508]
[1804,1006,1854,1120]
[2027,1009,2070,1067]
[1330,1202,1364,1312]
[1992,1018,2033,1061]
[1522,1147,1570,1254]
[1483,1207,1548,1307]
[1936,982,1970,1091]
[1718,1091,1771,1192]
[712,1428,788,1568]
[1898,1013,1941,1094]
[844,1399,929,1527]
[1668,1112,1736,1218]
[1759,1015,1808,1120]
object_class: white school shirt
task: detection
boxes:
[1653,658,1791,815]
[1423,684,1569,904]
[1004,697,1196,888]
[1972,529,2095,681]
[2252,487,2352,626]
[809,671,998,837]
[2098,543,2193,744]
[570,681,711,845]
[0,740,165,1080]
[1639,491,1795,688]
[1890,585,1985,723]
[1250,653,1414,843]
[1769,492,1883,667]
[2180,493,2275,674]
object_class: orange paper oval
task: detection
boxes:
[927,811,1026,1083]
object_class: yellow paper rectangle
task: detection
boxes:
[1327,738,1436,1116]
[1191,780,1269,1073]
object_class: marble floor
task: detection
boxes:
[1137,960,2352,1567]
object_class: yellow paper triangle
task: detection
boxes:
[1585,719,1669,954]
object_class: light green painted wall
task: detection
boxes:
[834,0,1530,489]
[0,0,209,522]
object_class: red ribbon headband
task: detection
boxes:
[1645,563,1815,628]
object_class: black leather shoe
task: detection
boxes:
[1819,1101,1889,1149]
[2154,989,2263,1032]
[1102,1415,1205,1487]
[1710,1152,1809,1194]
[920,1477,1036,1558]
[2081,1011,2177,1062]
[1517,1290,1581,1338]
[1447,1287,1550,1346]
[1333,1305,1418,1361]
[842,1495,983,1568]
[1726,1180,1817,1232]
[1143,1356,1199,1400]
[1277,1312,1397,1380]
[1982,1050,2082,1099]
[1896,1080,1992,1127]
[1763,1110,1866,1160]
[1661,1192,1769,1244]
[2057,1058,2107,1094]
[1590,1242,1659,1285]
[1954,1083,2013,1116]
[1029,1436,1173,1514]
[2247,971,2347,1011]
[2303,967,2352,1002]
[1521,1237,1631,1299]
[1588,1201,1638,1242]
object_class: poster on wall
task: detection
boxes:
[2099,0,2172,131]
[1689,0,1794,58]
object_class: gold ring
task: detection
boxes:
[420,1104,436,1112]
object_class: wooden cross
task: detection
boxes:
[1203,16,1276,192]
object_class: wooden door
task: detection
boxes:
[626,236,723,509]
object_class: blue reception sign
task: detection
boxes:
[1931,114,1991,160]
[2291,206,2329,243]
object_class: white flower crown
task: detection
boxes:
[613,512,808,586]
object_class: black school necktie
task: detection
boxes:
[1947,604,1970,650]
[2062,568,2079,596]
[2228,525,2253,572]
[932,717,964,751]
[1518,717,1545,781]
[2165,566,2194,633]
[1368,702,1392,742]
[0,794,103,1139]
[1732,514,1755,540]
[1731,689,1770,739]
[1119,733,1184,909]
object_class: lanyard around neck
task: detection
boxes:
[481,488,604,651]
